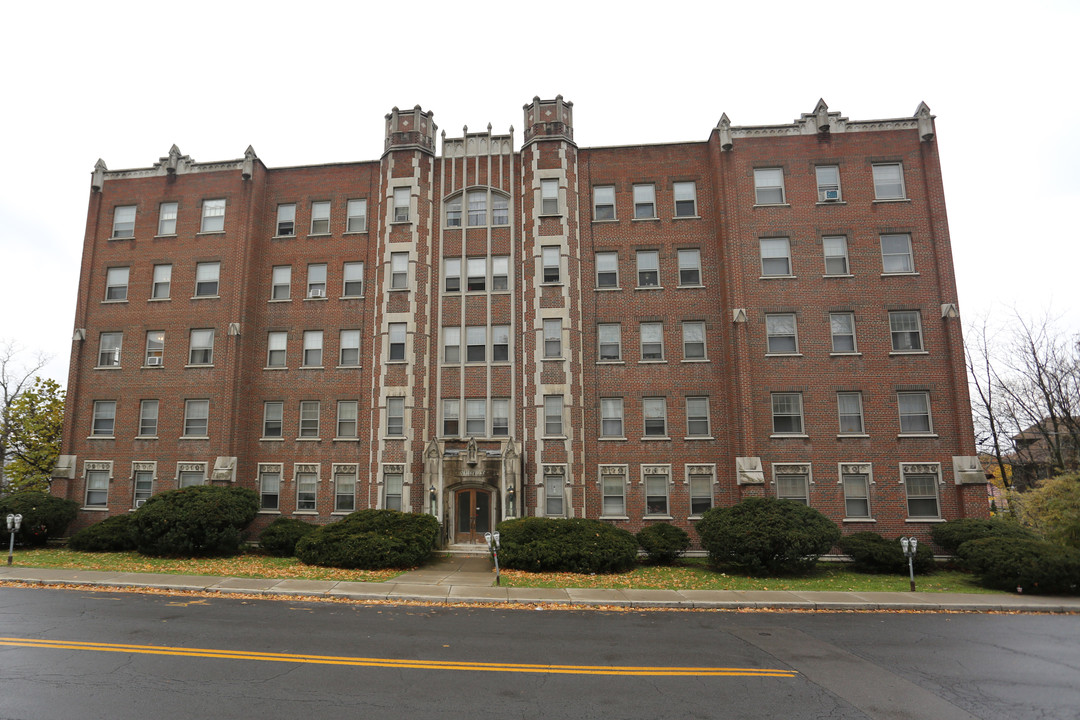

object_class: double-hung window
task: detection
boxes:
[299,400,320,437]
[686,397,710,436]
[837,392,865,434]
[310,201,330,234]
[753,168,785,204]
[188,329,214,365]
[306,263,327,298]
[491,399,509,436]
[640,323,664,360]
[904,470,940,518]
[392,187,410,223]
[466,326,486,362]
[823,236,849,275]
[690,470,713,515]
[339,330,361,366]
[602,470,626,516]
[593,186,615,220]
[271,265,291,300]
[682,321,706,360]
[302,330,323,367]
[152,264,172,299]
[677,249,701,286]
[113,205,136,238]
[263,401,283,438]
[201,199,225,232]
[92,400,116,436]
[643,397,667,437]
[194,262,220,297]
[776,470,810,505]
[105,267,129,301]
[390,252,408,290]
[442,399,459,436]
[765,314,798,354]
[898,392,933,434]
[830,312,856,353]
[342,262,363,297]
[842,473,871,518]
[771,393,804,434]
[276,204,296,236]
[184,399,209,437]
[388,323,406,361]
[633,184,656,218]
[465,399,485,436]
[266,331,287,367]
[85,467,109,507]
[596,252,618,288]
[138,399,159,437]
[444,258,461,292]
[760,238,791,276]
[644,468,670,516]
[636,250,659,287]
[98,332,122,367]
[445,196,462,227]
[542,247,560,283]
[383,470,403,511]
[872,163,905,200]
[601,398,624,437]
[145,331,164,366]
[133,467,154,506]
[816,165,841,202]
[492,256,509,291]
[443,327,461,363]
[467,191,487,226]
[544,472,564,516]
[335,466,357,511]
[158,202,178,235]
[296,470,317,511]
[492,195,508,225]
[881,234,914,274]
[543,319,562,358]
[598,324,621,361]
[467,257,486,291]
[890,311,923,352]
[673,182,697,217]
[544,395,564,436]
[540,179,559,214]
[346,199,367,233]
[492,325,509,362]
[337,400,358,438]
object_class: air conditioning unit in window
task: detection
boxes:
[135,499,146,508]
[822,189,840,201]
[146,356,162,366]
[309,289,325,298]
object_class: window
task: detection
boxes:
[112,205,136,238]
[183,399,209,437]
[387,397,404,436]
[310,201,330,234]
[201,198,225,232]
[296,470,317,511]
[467,190,487,226]
[339,330,361,366]
[443,327,460,363]
[842,473,871,518]
[686,397,710,437]
[467,257,486,291]
[271,265,291,300]
[541,179,559,214]
[145,331,164,366]
[776,470,809,505]
[542,246,560,283]
[544,395,563,436]
[92,400,115,436]
[492,398,509,437]
[337,401,358,438]
[85,468,109,507]
[134,469,153,507]
[837,392,864,434]
[299,400,320,437]
[645,468,669,515]
[266,331,287,367]
[598,324,621,361]
[602,470,626,516]
[260,467,280,510]
[593,186,615,220]
[335,466,356,511]
[105,266,129,301]
[442,399,459,436]
[872,163,905,200]
[152,264,172,299]
[445,196,462,227]
[465,399,485,436]
[765,314,798,354]
[822,236,849,276]
[383,470,403,511]
[263,401,283,438]
[544,472,564,516]
[881,234,914,274]
[393,187,410,222]
[276,204,296,236]
[690,470,713,515]
[188,329,214,365]
[302,330,323,367]
[194,262,219,297]
[390,252,408,290]
[492,325,509,362]
[595,252,618,288]
[492,195,508,226]
[444,258,461,293]
[633,184,656,219]
[543,319,562,358]
[643,397,667,437]
[760,238,791,276]
[636,250,659,287]
[388,323,406,361]
[178,466,205,487]
[890,311,923,352]
[139,399,159,437]
[640,322,664,361]
[466,326,486,362]
[816,165,841,202]
[682,321,706,360]
[492,256,509,291]
[343,262,363,297]
[898,392,933,434]
[754,168,785,204]
[98,332,122,367]
[904,470,940,517]
[677,249,701,286]
[307,263,327,298]
[601,398,624,437]
[771,393,804,434]
[830,313,856,353]
[158,202,178,235]
[673,181,697,217]
[346,199,367,233]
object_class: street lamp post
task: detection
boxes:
[6,513,23,566]
[900,536,918,592]
[485,531,501,586]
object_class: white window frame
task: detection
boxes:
[177,462,207,488]
[467,190,487,226]
[636,250,659,287]
[542,246,561,283]
[194,261,220,297]
[600,398,624,438]
[593,185,615,221]
[445,195,462,227]
[840,465,873,519]
[837,392,865,435]
[336,401,358,439]
[872,163,906,200]
[383,468,404,511]
[443,327,461,364]
[491,398,510,437]
[85,462,111,507]
[673,181,697,217]
[816,165,842,202]
[392,187,410,223]
[271,265,291,300]
[687,465,715,516]
[822,236,849,276]
[442,399,459,437]
[595,251,618,288]
[465,399,485,437]
[183,399,209,438]
[677,248,701,286]
[133,462,155,507]
[295,465,318,512]
[544,470,565,517]
[754,168,785,205]
[686,396,710,437]
[105,266,129,301]
[830,312,857,353]
[342,262,363,297]
[492,194,509,226]
[771,393,804,435]
[302,330,323,368]
[188,329,214,366]
[901,463,941,518]
[112,205,136,238]
[682,321,706,361]
[881,234,915,274]
[310,201,331,235]
[98,332,122,367]
[600,466,628,517]
[898,392,933,435]
[492,325,510,362]
[259,464,281,510]
[201,198,226,233]
[597,323,621,362]
[334,464,357,512]
[466,257,487,292]
[388,323,406,362]
[91,400,116,437]
[304,263,326,299]
[642,465,671,517]
[773,464,811,505]
[266,331,287,368]
[386,397,405,436]
[765,313,798,355]
[890,311,924,352]
[145,330,164,366]
[390,252,409,290]
[643,397,667,438]
[543,318,562,359]
[158,202,178,236]
[633,184,656,219]
[339,330,361,367]
[760,238,792,277]
[465,326,486,363]
[346,199,367,233]
[263,401,283,438]
[299,400,320,438]
[640,322,664,361]
[540,178,559,215]
[138,399,159,437]
[152,264,172,300]
[492,256,509,291]
[444,258,461,293]
[276,204,296,236]
[543,395,564,437]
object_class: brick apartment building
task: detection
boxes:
[51,96,989,548]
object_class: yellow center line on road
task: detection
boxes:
[0,636,797,678]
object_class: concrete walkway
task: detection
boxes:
[2,558,1078,612]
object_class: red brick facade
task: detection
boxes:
[52,97,988,548]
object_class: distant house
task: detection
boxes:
[1011,419,1079,488]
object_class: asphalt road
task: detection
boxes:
[1,587,1077,720]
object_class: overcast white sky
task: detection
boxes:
[1,0,1076,386]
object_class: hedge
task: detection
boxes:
[838,532,935,574]
[259,517,318,557]
[0,491,79,546]
[496,517,638,573]
[295,509,439,569]
[131,485,259,557]
[930,518,1036,554]
[636,523,690,565]
[957,536,1080,594]
[68,513,137,552]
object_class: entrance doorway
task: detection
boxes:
[454,488,492,544]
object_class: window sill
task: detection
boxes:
[154,234,178,239]
[148,297,171,302]
[268,298,292,303]
[676,284,705,289]
[258,510,282,515]
[331,511,354,516]
[905,517,945,523]
[386,360,406,365]
[384,435,407,440]
[388,288,409,293]
[872,198,911,204]
[837,434,870,439]
[540,282,564,287]
[196,231,226,236]
[594,286,621,291]
[598,437,628,442]
[390,220,412,225]
[765,353,803,358]
[184,364,214,369]
[643,515,674,521]
[843,518,877,523]
[109,235,135,242]
[634,286,663,291]
[543,357,565,362]
[830,352,862,357]
[191,295,220,300]
[295,437,322,442]
[638,359,666,364]
[332,437,360,442]
[759,275,796,280]
[300,366,325,370]
[179,436,209,441]
[631,217,660,222]
[343,230,369,236]
[135,435,158,441]
[272,235,296,240]
[641,436,671,442]
[101,299,128,305]
[815,200,847,206]
[335,365,361,370]
[339,296,364,301]
[94,365,122,370]
[753,203,791,208]
[597,360,624,365]
[880,272,920,278]
[889,351,929,356]
[770,434,809,439]
[303,296,329,302]
[542,436,568,441]
[264,366,287,371]
[82,506,110,512]
[600,515,629,521]
[306,233,331,238]
[823,274,855,279]
[684,436,715,441]
[897,433,939,439]
[87,435,115,440]
[141,363,165,370]
[537,213,563,219]
[259,437,284,442]
[592,218,618,224]
[292,511,319,516]
[672,215,701,220]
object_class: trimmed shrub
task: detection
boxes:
[637,523,690,565]
[68,514,137,552]
[497,517,638,573]
[696,498,841,575]
[295,510,439,569]
[838,532,935,574]
[131,485,259,557]
[957,536,1080,594]
[259,517,318,557]
[930,518,1036,554]
[0,491,79,546]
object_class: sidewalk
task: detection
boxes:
[2,557,1078,612]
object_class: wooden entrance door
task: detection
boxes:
[454,488,492,544]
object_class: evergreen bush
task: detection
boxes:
[131,485,259,557]
[496,517,638,573]
[0,491,79,546]
[68,513,137,552]
[930,517,1036,554]
[957,536,1080,594]
[259,517,318,557]
[294,509,439,569]
[838,532,935,574]
[636,523,690,565]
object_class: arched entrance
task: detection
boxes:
[454,487,492,544]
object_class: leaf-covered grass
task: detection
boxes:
[500,558,1005,594]
[11,548,404,583]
